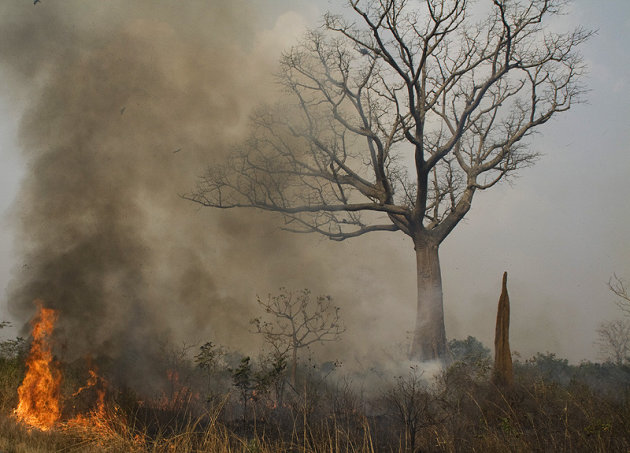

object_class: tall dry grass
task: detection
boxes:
[0,343,629,452]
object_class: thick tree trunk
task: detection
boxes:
[409,240,447,361]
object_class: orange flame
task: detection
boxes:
[69,367,107,421]
[73,369,100,398]
[14,301,62,431]
[14,304,115,435]
[157,368,197,410]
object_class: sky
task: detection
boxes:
[0,0,628,366]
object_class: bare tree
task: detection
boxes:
[596,275,630,365]
[609,274,630,316]
[251,288,345,386]
[188,0,591,360]
[596,320,630,365]
[383,367,447,453]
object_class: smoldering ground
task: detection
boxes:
[0,1,423,391]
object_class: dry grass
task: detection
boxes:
[0,382,627,453]
[0,350,629,452]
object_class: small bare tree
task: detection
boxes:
[596,320,630,365]
[597,274,630,365]
[188,0,591,361]
[251,288,345,386]
[383,367,447,453]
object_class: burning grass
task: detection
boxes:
[13,302,61,431]
[1,359,628,452]
[2,306,630,451]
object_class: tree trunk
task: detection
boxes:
[291,346,297,388]
[409,240,447,361]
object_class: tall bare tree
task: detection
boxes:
[188,0,591,361]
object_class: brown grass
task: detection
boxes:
[0,349,629,452]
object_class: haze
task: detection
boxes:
[0,0,628,366]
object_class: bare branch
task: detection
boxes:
[597,319,630,365]
[188,0,591,362]
[610,274,630,317]
[251,289,345,384]
[189,0,590,244]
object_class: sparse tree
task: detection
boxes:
[596,274,630,365]
[596,320,630,365]
[256,352,288,407]
[609,274,630,316]
[230,356,256,424]
[383,367,447,453]
[229,355,286,422]
[188,0,591,361]
[195,341,225,373]
[251,288,345,387]
[448,336,491,364]
[195,341,227,404]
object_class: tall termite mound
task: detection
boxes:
[493,272,513,387]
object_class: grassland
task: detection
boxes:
[0,339,629,452]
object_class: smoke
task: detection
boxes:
[0,0,333,389]
[0,0,436,394]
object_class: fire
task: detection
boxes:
[13,302,133,441]
[67,369,107,426]
[159,368,191,410]
[71,368,107,419]
[73,369,100,397]
[14,301,62,431]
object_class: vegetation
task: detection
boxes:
[251,288,345,387]
[0,333,629,452]
[597,274,630,365]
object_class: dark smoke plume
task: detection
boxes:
[0,0,327,390]
[0,1,421,391]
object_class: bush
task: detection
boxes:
[2,333,630,452]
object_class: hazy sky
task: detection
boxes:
[0,0,628,365]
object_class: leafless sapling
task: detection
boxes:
[596,275,630,365]
[251,288,345,387]
[383,367,447,453]
[596,320,630,365]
